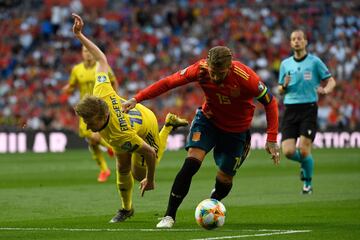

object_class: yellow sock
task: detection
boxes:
[157,125,172,163]
[116,171,134,210]
[89,144,108,171]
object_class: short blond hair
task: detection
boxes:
[207,46,232,69]
[74,95,108,120]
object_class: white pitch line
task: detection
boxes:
[191,230,312,240]
[0,227,198,232]
[0,227,312,239]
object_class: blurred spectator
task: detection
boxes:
[0,0,359,132]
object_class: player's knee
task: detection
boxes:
[282,147,296,159]
[188,148,206,162]
[216,170,233,184]
[299,147,310,158]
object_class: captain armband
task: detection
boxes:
[256,87,273,105]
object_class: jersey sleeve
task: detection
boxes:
[246,67,278,142]
[134,62,200,102]
[315,57,332,81]
[93,72,116,98]
[278,61,286,84]
[108,66,117,83]
[111,129,145,153]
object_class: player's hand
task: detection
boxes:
[265,141,280,165]
[139,178,154,197]
[89,132,101,144]
[62,83,73,94]
[122,98,137,113]
[72,13,84,36]
[284,72,291,88]
[317,86,328,95]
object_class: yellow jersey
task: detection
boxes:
[69,62,116,98]
[93,72,159,154]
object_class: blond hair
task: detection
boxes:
[207,46,232,69]
[74,95,108,120]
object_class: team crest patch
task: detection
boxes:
[192,132,201,142]
[230,86,240,97]
[97,75,107,83]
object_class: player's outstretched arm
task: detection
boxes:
[134,142,156,196]
[72,13,108,73]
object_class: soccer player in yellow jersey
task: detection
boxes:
[62,42,118,183]
[71,13,188,222]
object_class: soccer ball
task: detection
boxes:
[195,198,226,230]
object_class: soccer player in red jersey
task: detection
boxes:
[123,46,280,228]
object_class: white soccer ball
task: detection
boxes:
[195,198,226,230]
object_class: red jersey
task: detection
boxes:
[135,60,278,142]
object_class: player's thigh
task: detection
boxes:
[141,111,161,160]
[281,138,297,156]
[131,153,147,181]
[281,107,300,142]
[299,104,318,142]
[185,109,217,155]
[116,152,132,173]
[213,130,250,176]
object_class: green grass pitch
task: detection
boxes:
[0,148,359,240]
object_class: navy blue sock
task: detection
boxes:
[164,157,202,219]
[210,177,232,201]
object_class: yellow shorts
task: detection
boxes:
[131,106,161,168]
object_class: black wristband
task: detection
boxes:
[281,84,287,90]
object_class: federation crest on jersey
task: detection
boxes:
[230,86,240,97]
[97,75,107,83]
[192,132,201,142]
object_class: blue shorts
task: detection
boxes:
[185,109,251,176]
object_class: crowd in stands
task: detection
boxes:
[0,0,359,132]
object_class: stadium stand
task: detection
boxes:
[0,0,359,131]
